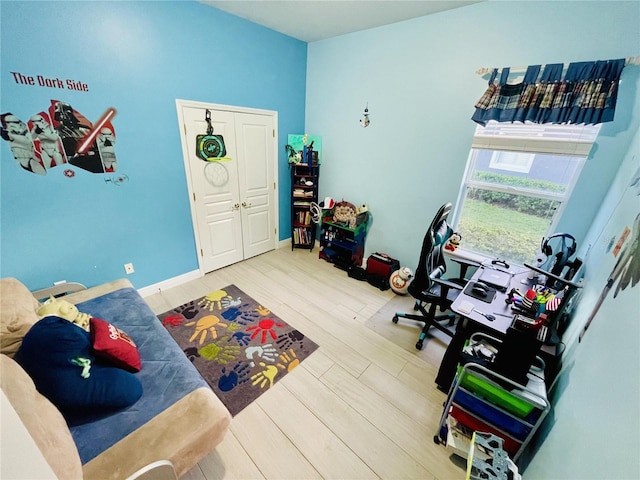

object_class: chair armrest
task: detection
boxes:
[432,277,464,291]
[450,258,481,280]
[451,257,481,268]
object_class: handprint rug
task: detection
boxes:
[157,284,319,416]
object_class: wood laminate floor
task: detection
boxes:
[144,248,465,480]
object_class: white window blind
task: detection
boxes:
[472,121,601,156]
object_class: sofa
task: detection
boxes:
[0,277,231,479]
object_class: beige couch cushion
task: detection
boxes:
[1,354,83,479]
[82,387,231,479]
[0,278,41,357]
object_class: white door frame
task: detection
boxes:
[175,98,279,275]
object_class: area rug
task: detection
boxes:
[364,294,449,368]
[157,284,319,416]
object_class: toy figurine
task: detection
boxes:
[390,267,414,295]
[37,297,91,331]
[445,232,462,251]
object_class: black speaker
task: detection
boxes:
[492,326,541,387]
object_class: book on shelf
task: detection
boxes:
[294,227,312,245]
[295,210,311,225]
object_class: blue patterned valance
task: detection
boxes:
[472,59,625,126]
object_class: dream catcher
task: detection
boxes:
[196,109,229,187]
[204,162,229,187]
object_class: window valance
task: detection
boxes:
[472,58,626,126]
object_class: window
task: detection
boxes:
[453,121,601,266]
[489,151,534,173]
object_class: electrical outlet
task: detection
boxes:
[124,263,135,275]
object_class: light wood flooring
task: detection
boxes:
[143,247,465,480]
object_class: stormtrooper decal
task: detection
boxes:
[1,100,117,176]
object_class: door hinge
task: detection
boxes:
[200,248,203,257]
[184,123,187,135]
[273,129,275,137]
[193,192,196,202]
[273,182,276,190]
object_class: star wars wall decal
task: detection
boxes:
[1,100,118,176]
[11,71,89,92]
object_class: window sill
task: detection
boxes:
[444,248,489,265]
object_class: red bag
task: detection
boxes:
[366,253,400,279]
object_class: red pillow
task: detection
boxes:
[90,317,141,372]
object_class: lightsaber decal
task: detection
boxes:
[76,107,117,155]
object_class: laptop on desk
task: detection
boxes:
[478,267,513,291]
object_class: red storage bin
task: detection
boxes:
[450,405,522,456]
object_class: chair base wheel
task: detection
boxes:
[392,314,398,324]
[416,340,423,350]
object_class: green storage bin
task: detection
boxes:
[458,368,535,418]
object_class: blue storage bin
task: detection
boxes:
[454,388,532,440]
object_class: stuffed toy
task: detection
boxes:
[445,232,462,252]
[333,201,357,229]
[37,297,91,331]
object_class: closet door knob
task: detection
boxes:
[233,203,240,210]
[242,201,252,208]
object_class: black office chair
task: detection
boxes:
[392,203,472,350]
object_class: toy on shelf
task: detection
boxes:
[333,200,358,229]
[445,232,462,252]
[286,134,322,166]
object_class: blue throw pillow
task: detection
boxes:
[16,316,142,411]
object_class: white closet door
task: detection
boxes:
[177,101,277,273]
[234,112,276,260]
[181,106,243,273]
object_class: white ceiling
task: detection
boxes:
[200,0,483,42]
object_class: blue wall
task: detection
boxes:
[0,0,306,290]
[306,1,640,271]
[527,123,640,480]
[2,1,639,476]
[304,6,639,474]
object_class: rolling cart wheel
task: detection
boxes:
[416,340,423,350]
[392,315,399,324]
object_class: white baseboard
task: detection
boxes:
[139,243,294,297]
[278,238,291,249]
[137,269,202,298]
